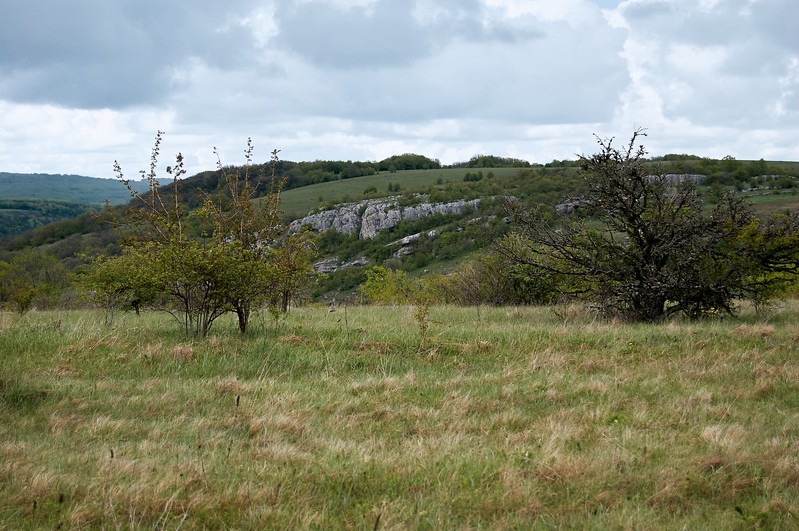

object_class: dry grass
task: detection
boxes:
[1,304,799,528]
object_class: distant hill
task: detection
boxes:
[0,172,158,239]
[0,172,151,205]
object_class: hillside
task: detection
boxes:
[0,200,96,238]
[0,172,153,204]
[0,173,157,238]
[1,155,798,303]
[279,167,521,218]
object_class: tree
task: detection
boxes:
[83,132,313,336]
[0,260,9,306]
[0,248,68,313]
[196,141,300,333]
[502,130,799,321]
[359,266,415,304]
[78,247,161,323]
[359,265,435,347]
[431,246,553,307]
[268,231,317,312]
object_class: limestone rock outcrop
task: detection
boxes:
[289,196,481,240]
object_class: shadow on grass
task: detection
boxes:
[0,378,50,411]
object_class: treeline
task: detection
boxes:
[281,153,443,188]
[646,155,799,187]
[451,155,532,168]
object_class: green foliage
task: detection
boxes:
[0,172,154,204]
[85,133,314,336]
[433,238,566,307]
[359,265,435,346]
[0,260,8,305]
[78,248,156,323]
[315,269,366,299]
[377,153,441,172]
[452,154,532,168]
[6,212,105,251]
[267,231,317,312]
[3,147,797,312]
[0,200,96,238]
[137,238,239,336]
[733,211,799,305]
[504,131,799,321]
[277,167,521,217]
[359,266,415,305]
[0,248,68,313]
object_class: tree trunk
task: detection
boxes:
[635,295,667,322]
[235,303,250,334]
[281,290,290,313]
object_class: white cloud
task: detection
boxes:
[0,101,177,177]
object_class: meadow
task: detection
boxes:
[1,303,798,529]
[278,168,520,217]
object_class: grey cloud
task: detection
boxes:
[622,0,798,54]
[620,0,676,21]
[272,0,543,70]
[0,63,172,109]
[169,1,625,133]
[274,0,434,69]
[0,0,259,108]
[284,20,624,124]
[749,0,799,51]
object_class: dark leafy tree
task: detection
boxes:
[502,130,799,321]
[452,155,531,168]
[378,154,441,172]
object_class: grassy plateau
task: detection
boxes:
[279,168,520,217]
[1,303,799,529]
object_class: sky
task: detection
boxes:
[0,0,797,179]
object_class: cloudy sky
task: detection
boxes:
[0,0,796,178]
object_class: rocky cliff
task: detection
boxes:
[289,197,481,239]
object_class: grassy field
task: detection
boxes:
[2,303,799,529]
[742,191,799,216]
[279,168,521,218]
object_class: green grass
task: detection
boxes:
[2,303,799,529]
[279,168,520,218]
[742,190,799,216]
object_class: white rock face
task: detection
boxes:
[289,197,481,240]
[290,202,363,235]
[359,202,403,239]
